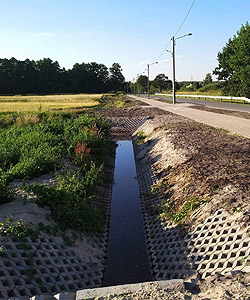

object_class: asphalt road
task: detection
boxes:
[146,95,250,113]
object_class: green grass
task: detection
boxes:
[98,94,133,109]
[0,111,112,232]
[158,196,209,224]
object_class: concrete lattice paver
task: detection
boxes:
[133,133,250,280]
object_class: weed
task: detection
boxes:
[159,196,209,224]
[0,175,14,204]
[0,216,39,245]
[74,141,91,166]
[23,166,103,231]
[135,130,146,145]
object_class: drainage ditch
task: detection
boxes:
[2,116,250,299]
[103,140,152,286]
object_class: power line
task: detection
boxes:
[174,0,196,37]
[153,0,196,63]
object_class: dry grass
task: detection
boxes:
[0,94,102,112]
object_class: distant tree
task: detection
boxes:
[109,63,125,92]
[213,22,250,97]
[203,73,213,86]
[137,75,148,93]
[152,73,171,92]
[0,57,125,95]
[36,58,63,93]
[193,81,201,90]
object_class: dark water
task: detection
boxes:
[103,140,152,286]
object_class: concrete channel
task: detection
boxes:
[103,140,152,286]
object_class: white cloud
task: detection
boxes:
[157,58,170,64]
[176,54,183,58]
[138,61,148,66]
[34,32,54,37]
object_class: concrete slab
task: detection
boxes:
[76,280,184,300]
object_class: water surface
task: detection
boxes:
[103,140,152,286]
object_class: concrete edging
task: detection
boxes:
[76,279,184,300]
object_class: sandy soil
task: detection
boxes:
[85,274,250,300]
[132,114,250,229]
[3,162,107,266]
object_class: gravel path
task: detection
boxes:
[130,95,250,138]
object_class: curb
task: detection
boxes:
[76,279,184,300]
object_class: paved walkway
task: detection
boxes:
[131,95,250,139]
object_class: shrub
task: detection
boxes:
[23,165,103,231]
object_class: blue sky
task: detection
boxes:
[0,0,249,81]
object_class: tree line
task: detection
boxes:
[213,22,250,98]
[132,73,216,94]
[0,58,125,94]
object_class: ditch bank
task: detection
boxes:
[1,103,250,299]
[67,110,250,299]
[0,155,115,299]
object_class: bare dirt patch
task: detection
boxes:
[90,105,171,118]
[132,111,250,230]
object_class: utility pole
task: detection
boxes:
[147,62,158,99]
[167,33,192,104]
[147,64,150,98]
[172,36,176,104]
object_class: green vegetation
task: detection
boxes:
[0,216,38,240]
[135,130,146,145]
[98,93,132,109]
[214,22,250,98]
[23,166,103,231]
[0,111,112,232]
[159,196,208,224]
[0,58,126,94]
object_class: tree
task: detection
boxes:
[152,73,172,92]
[137,75,148,93]
[203,73,212,86]
[109,63,125,92]
[213,22,250,97]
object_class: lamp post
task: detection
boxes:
[147,62,158,98]
[168,33,192,104]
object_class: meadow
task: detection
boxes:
[0,94,102,112]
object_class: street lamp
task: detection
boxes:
[167,33,192,104]
[147,62,158,98]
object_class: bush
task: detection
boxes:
[199,82,222,92]
[23,165,103,231]
[0,175,14,204]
